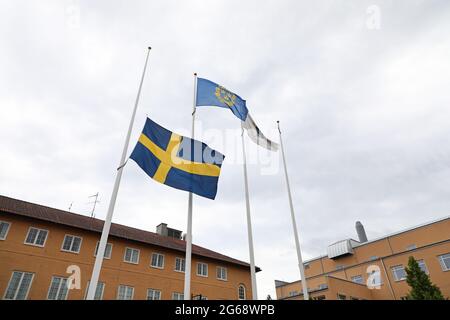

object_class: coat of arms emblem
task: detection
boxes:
[215,86,236,108]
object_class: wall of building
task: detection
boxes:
[276,217,450,300]
[0,212,252,300]
[326,276,372,300]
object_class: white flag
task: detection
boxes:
[242,114,279,151]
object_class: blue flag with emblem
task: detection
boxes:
[130,117,225,200]
[196,77,279,151]
[196,78,249,121]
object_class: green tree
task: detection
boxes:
[405,256,444,300]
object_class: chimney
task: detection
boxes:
[355,221,368,243]
[156,223,183,240]
[156,223,168,237]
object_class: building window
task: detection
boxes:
[391,265,407,281]
[368,269,383,286]
[303,263,310,269]
[216,267,227,281]
[174,257,185,272]
[3,271,34,300]
[147,289,161,300]
[61,235,82,253]
[238,285,246,300]
[369,256,378,261]
[197,262,208,277]
[123,247,140,264]
[47,276,69,300]
[172,292,184,300]
[318,284,328,290]
[337,293,346,300]
[351,275,364,284]
[336,264,345,270]
[24,227,48,247]
[406,244,417,251]
[315,295,326,300]
[288,291,298,297]
[0,221,11,240]
[417,259,429,274]
[150,253,165,269]
[84,281,105,300]
[117,285,134,300]
[438,253,450,271]
[193,295,208,300]
[94,242,112,259]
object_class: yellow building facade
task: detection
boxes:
[0,195,257,300]
[276,217,450,300]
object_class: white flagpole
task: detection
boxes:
[277,121,309,300]
[86,47,151,300]
[183,73,197,300]
[241,123,258,300]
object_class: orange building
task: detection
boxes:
[275,217,450,300]
[0,195,257,300]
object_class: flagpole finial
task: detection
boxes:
[194,72,197,76]
[148,46,152,50]
[277,120,281,133]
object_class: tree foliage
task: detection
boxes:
[405,256,444,300]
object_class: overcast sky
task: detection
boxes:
[1,0,450,299]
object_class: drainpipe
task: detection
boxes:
[380,258,396,300]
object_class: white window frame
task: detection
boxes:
[238,284,246,300]
[0,221,11,240]
[147,288,162,300]
[197,262,208,277]
[351,275,364,284]
[438,253,450,271]
[150,253,165,269]
[406,244,417,251]
[24,227,49,247]
[417,259,429,274]
[3,271,34,300]
[391,265,407,281]
[123,247,140,264]
[174,257,185,273]
[61,234,83,254]
[47,276,69,300]
[216,266,228,281]
[117,285,134,300]
[94,242,113,259]
[84,281,105,300]
[172,292,184,300]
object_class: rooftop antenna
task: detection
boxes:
[68,202,73,212]
[88,193,100,218]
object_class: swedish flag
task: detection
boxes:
[130,118,225,200]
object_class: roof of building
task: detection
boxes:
[0,195,260,272]
[302,214,450,264]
